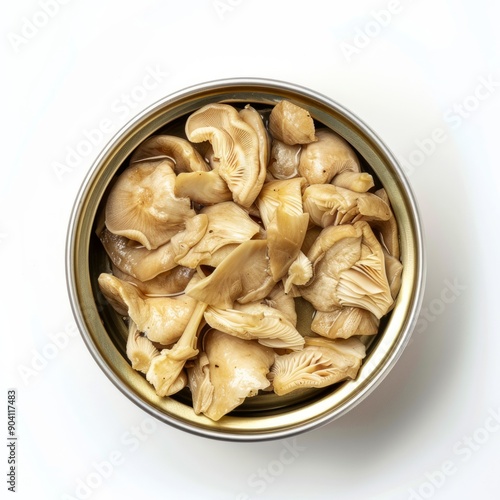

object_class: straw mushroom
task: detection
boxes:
[298,129,360,185]
[269,336,366,396]
[105,159,195,250]
[185,103,264,207]
[268,100,317,145]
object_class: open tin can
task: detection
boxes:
[66,78,425,441]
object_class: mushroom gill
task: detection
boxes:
[105,159,195,250]
[126,320,160,373]
[185,103,263,207]
[269,337,366,396]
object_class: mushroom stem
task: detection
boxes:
[146,301,208,397]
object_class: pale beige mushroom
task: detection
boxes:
[302,184,391,228]
[175,202,261,269]
[146,300,207,397]
[201,329,275,421]
[185,103,263,207]
[185,239,275,309]
[129,135,210,172]
[174,170,233,205]
[126,320,160,373]
[105,159,195,250]
[99,214,208,281]
[257,178,309,281]
[112,265,195,297]
[299,221,394,318]
[268,139,301,180]
[97,273,199,345]
[268,100,317,145]
[204,302,304,351]
[298,129,360,185]
[332,171,375,193]
[269,336,366,396]
[311,307,379,339]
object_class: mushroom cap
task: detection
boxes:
[303,184,391,228]
[311,306,379,339]
[105,159,195,250]
[129,135,210,172]
[174,170,232,205]
[185,103,264,207]
[185,239,275,309]
[298,129,360,185]
[270,337,366,396]
[268,100,317,145]
[202,329,275,421]
[100,214,208,281]
[268,139,301,180]
[97,272,199,345]
[332,171,375,193]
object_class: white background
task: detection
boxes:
[2,1,500,499]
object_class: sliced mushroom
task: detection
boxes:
[185,239,274,309]
[204,302,304,351]
[299,221,394,318]
[269,336,366,396]
[97,273,199,345]
[185,103,263,207]
[174,170,233,205]
[105,159,195,250]
[268,139,301,180]
[268,100,317,145]
[298,129,360,185]
[175,202,261,269]
[202,329,275,421]
[100,214,208,281]
[129,135,210,172]
[126,320,160,373]
[311,306,379,339]
[257,178,309,281]
[302,184,391,228]
[146,300,207,397]
[332,171,375,193]
[112,265,195,297]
